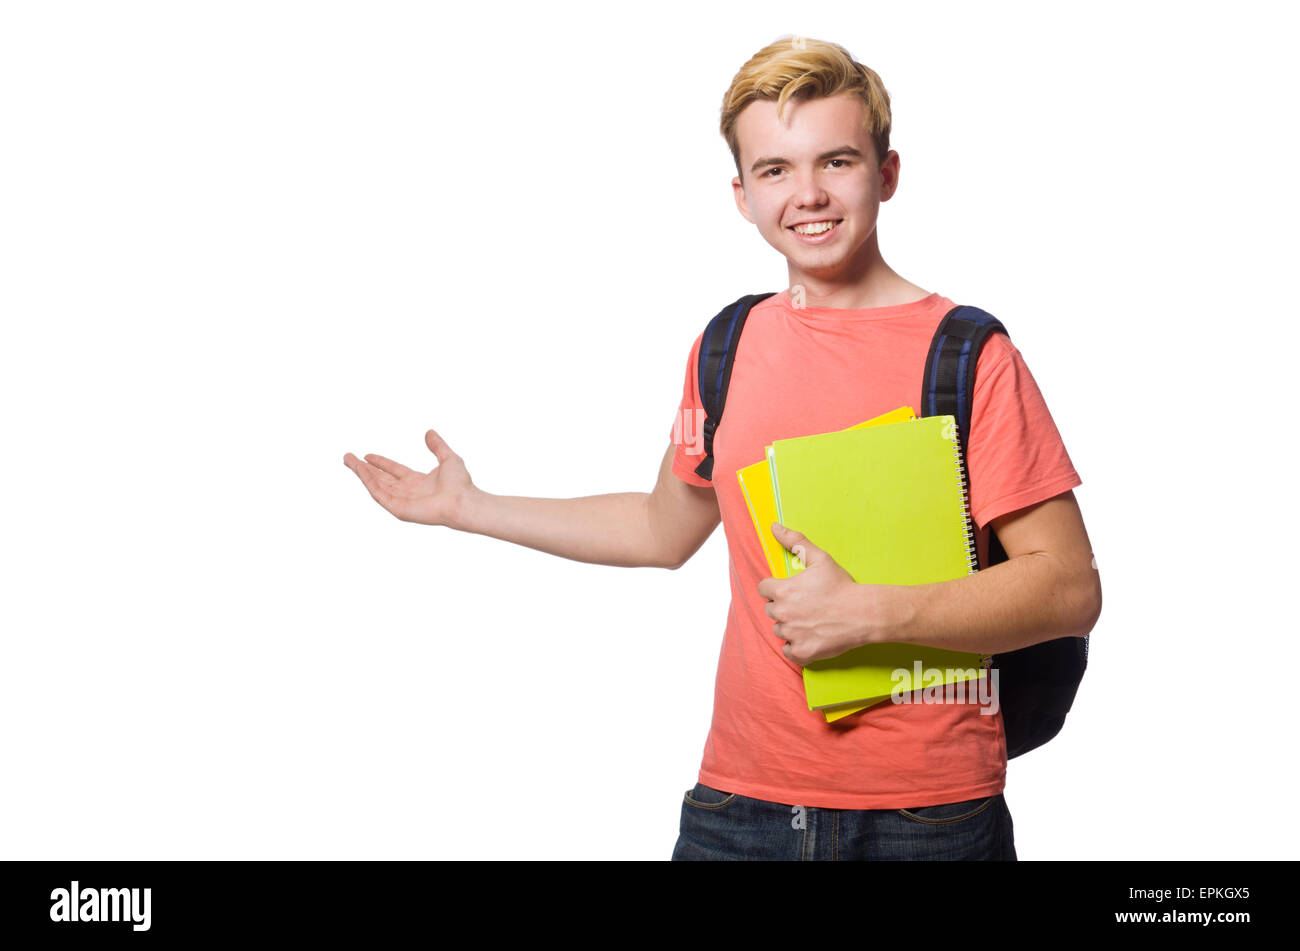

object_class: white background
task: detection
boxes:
[2,0,1296,860]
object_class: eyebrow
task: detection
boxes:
[749,146,865,175]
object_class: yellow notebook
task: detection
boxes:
[767,414,989,711]
[736,406,914,723]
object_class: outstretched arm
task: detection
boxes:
[343,432,720,570]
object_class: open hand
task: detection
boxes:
[342,429,474,527]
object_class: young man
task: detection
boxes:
[343,36,1100,861]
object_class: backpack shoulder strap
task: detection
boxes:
[921,305,1009,447]
[693,292,777,481]
[921,305,1010,569]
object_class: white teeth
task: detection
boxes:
[793,220,838,234]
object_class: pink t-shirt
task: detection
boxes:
[669,288,1082,809]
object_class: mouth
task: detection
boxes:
[787,219,843,243]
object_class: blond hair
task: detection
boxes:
[720,35,892,182]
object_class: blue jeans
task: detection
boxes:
[671,783,1017,861]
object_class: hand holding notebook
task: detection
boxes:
[758,521,872,666]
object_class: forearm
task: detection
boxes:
[863,552,1102,655]
[454,488,676,569]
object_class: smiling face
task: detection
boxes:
[731,92,900,291]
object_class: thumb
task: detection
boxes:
[425,428,456,464]
[771,523,822,567]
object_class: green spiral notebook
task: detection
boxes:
[766,414,989,710]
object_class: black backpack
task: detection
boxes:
[691,292,1087,759]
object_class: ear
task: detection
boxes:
[879,150,901,202]
[732,175,755,224]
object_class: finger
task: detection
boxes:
[344,453,396,487]
[348,456,398,507]
[425,428,456,464]
[363,453,418,479]
[772,523,820,564]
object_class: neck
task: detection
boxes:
[787,233,929,309]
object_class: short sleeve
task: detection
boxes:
[965,334,1082,531]
[667,331,713,487]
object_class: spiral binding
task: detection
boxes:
[946,417,980,576]
[948,425,993,668]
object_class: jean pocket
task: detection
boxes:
[896,795,997,825]
[683,783,738,810]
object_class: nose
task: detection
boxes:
[792,166,829,209]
